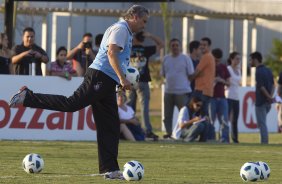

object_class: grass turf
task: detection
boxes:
[1,134,282,184]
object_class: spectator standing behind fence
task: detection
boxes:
[49,46,77,80]
[277,72,282,132]
[117,91,145,141]
[250,51,274,144]
[0,33,13,74]
[11,27,49,75]
[161,38,194,139]
[190,37,215,118]
[128,31,164,140]
[225,52,241,143]
[67,33,96,76]
[209,48,230,143]
[171,96,208,142]
[188,40,201,91]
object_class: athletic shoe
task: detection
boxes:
[9,86,28,107]
[145,132,159,141]
[163,134,172,139]
[104,170,124,180]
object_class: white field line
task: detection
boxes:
[0,173,104,179]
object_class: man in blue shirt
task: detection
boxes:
[9,5,149,180]
[250,51,274,144]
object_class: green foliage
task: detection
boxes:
[1,135,282,183]
[265,38,282,78]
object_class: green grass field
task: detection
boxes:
[1,133,282,184]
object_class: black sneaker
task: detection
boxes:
[145,132,159,140]
[163,134,171,139]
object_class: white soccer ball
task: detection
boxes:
[256,161,270,180]
[125,66,140,87]
[22,153,44,174]
[123,160,144,181]
[240,162,261,182]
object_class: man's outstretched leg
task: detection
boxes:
[9,69,97,112]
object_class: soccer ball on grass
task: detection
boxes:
[123,160,144,181]
[240,162,260,182]
[256,161,270,180]
[22,153,44,174]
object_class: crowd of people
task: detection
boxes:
[162,37,281,145]
[1,5,282,146]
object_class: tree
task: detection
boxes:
[160,2,172,55]
[265,38,282,78]
[147,2,173,88]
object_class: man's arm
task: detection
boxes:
[67,42,84,60]
[225,77,231,87]
[32,50,49,64]
[257,70,274,102]
[40,55,49,63]
[143,32,164,52]
[189,69,201,81]
[107,44,131,90]
[11,50,30,64]
[260,86,273,102]
[214,76,231,87]
[188,55,207,81]
[72,59,84,76]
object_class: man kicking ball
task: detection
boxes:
[9,4,149,180]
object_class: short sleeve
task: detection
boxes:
[108,26,128,50]
[196,54,208,72]
[12,45,21,56]
[177,107,190,124]
[224,65,231,79]
[186,56,195,75]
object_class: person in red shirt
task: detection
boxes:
[209,48,231,143]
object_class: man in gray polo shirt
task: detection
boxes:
[161,38,194,139]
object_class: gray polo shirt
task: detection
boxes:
[161,53,194,94]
